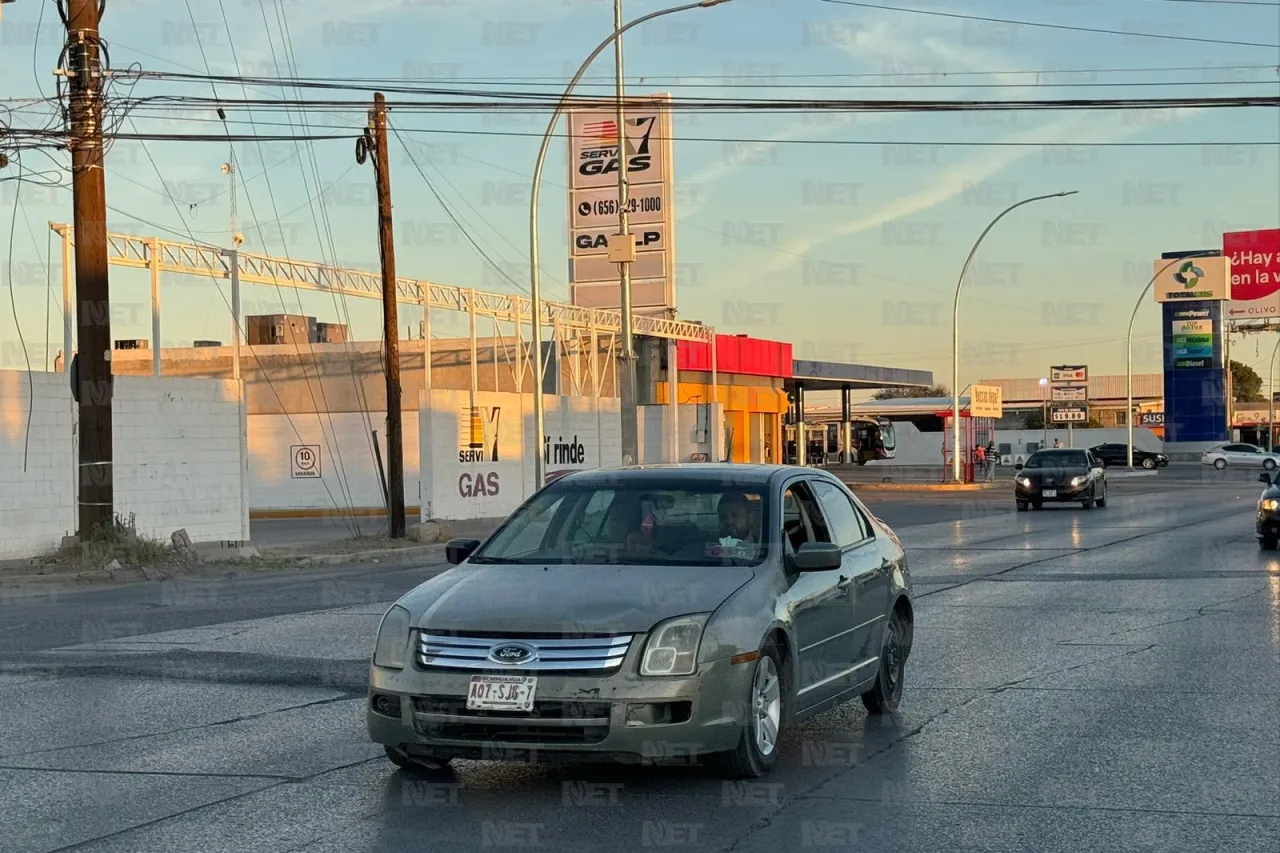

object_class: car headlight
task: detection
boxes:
[640,614,709,677]
[1070,476,1087,487]
[1016,476,1030,486]
[373,604,411,669]
[1262,499,1280,512]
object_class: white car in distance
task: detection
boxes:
[1201,443,1280,471]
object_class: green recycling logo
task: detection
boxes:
[1174,261,1204,288]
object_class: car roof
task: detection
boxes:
[553,463,806,488]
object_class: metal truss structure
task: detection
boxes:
[50,224,714,343]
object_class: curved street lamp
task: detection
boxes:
[951,191,1078,483]
[527,0,733,487]
[1125,250,1218,468]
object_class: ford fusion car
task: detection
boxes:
[366,464,914,779]
[1014,449,1108,511]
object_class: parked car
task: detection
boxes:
[1014,449,1108,511]
[1257,472,1280,550]
[1088,443,1168,470]
[366,464,914,779]
[1201,443,1280,470]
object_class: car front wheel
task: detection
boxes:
[861,611,907,714]
[1214,459,1227,470]
[715,642,785,779]
[1265,459,1277,471]
[1260,537,1278,550]
[1142,457,1156,470]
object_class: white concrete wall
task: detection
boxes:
[247,412,420,513]
[637,404,722,464]
[421,390,623,521]
[110,377,248,543]
[0,371,75,559]
[879,423,1164,466]
[0,373,249,558]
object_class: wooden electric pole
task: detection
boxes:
[366,94,406,538]
[67,0,114,535]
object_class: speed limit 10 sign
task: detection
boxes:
[291,445,321,479]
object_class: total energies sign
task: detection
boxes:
[1153,256,1230,303]
[566,94,676,314]
[1225,228,1280,320]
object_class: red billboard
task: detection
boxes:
[1225,228,1280,302]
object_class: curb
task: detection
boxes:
[0,545,453,593]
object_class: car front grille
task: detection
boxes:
[410,695,613,745]
[417,632,634,672]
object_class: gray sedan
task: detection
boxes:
[366,464,914,779]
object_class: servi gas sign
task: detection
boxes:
[566,94,676,313]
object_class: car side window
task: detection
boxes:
[781,482,832,553]
[811,480,870,548]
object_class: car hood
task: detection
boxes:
[397,563,757,635]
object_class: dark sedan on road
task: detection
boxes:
[367,464,914,780]
[1088,443,1168,470]
[1256,472,1280,549]
[1014,449,1108,511]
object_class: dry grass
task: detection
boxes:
[45,513,178,570]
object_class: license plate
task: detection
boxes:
[1042,489,1057,498]
[466,675,537,712]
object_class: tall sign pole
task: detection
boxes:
[67,0,114,535]
[366,94,406,538]
[612,0,640,466]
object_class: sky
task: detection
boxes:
[1,0,1278,393]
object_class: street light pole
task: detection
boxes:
[1039,378,1048,447]
[951,191,1077,483]
[528,0,732,487]
[1268,334,1280,451]
[1125,250,1217,469]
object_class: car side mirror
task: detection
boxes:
[445,538,482,565]
[1259,473,1273,485]
[789,542,843,572]
[1014,463,1023,471]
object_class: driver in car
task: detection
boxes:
[717,492,759,546]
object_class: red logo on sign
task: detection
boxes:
[1225,228,1280,302]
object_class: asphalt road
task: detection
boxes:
[3,481,1278,852]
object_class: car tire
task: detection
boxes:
[1214,459,1227,470]
[1265,459,1277,471]
[1260,537,1278,550]
[1096,485,1108,508]
[861,610,908,715]
[1141,457,1156,470]
[714,642,786,779]
[1016,501,1028,512]
[384,745,452,775]
[1031,501,1043,511]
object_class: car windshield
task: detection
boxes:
[469,481,769,567]
[1024,450,1087,468]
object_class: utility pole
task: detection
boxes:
[613,0,640,466]
[365,94,406,538]
[67,0,113,535]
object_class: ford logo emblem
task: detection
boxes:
[487,642,536,665]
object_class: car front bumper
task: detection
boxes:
[1015,482,1090,502]
[1256,511,1280,540]
[366,656,753,764]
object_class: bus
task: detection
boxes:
[783,416,896,465]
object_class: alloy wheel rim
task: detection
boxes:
[752,656,782,756]
[884,622,903,695]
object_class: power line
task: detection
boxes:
[818,0,1280,49]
